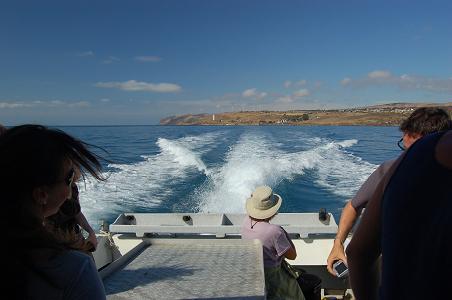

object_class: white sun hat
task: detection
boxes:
[246,185,282,220]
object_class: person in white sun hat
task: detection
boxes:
[241,185,305,300]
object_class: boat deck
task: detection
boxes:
[102,239,265,299]
[96,212,353,299]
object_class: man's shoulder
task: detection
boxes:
[381,158,397,169]
[372,158,397,177]
[350,158,398,210]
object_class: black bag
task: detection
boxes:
[281,261,322,300]
[295,268,322,300]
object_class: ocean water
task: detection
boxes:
[60,125,402,229]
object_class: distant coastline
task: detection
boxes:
[160,102,452,126]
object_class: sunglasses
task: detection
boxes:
[397,138,405,151]
[64,168,75,186]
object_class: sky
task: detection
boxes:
[1,0,452,125]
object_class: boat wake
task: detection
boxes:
[195,132,376,213]
[79,129,377,225]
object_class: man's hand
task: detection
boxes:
[327,239,347,276]
[327,200,357,276]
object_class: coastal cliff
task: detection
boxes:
[160,102,452,126]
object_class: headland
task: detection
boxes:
[160,102,452,126]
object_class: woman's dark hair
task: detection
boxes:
[0,125,105,234]
[0,124,7,135]
[400,107,451,136]
[0,125,106,296]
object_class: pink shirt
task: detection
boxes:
[241,215,292,268]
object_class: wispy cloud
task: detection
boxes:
[412,25,433,41]
[75,51,94,57]
[0,102,33,108]
[341,70,452,93]
[297,80,307,86]
[284,79,307,88]
[102,56,120,64]
[135,56,162,62]
[0,100,91,109]
[69,101,90,107]
[242,88,267,99]
[276,88,310,103]
[341,77,352,85]
[293,89,310,97]
[95,80,182,93]
[276,96,295,103]
[368,70,391,79]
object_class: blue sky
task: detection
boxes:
[1,0,452,125]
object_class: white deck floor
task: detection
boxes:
[103,239,265,299]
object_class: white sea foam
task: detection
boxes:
[196,135,377,213]
[80,129,378,225]
[307,139,377,197]
[79,131,220,225]
[195,132,319,213]
[195,132,285,213]
[157,138,209,174]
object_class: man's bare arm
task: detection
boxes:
[326,201,358,275]
[346,154,404,300]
